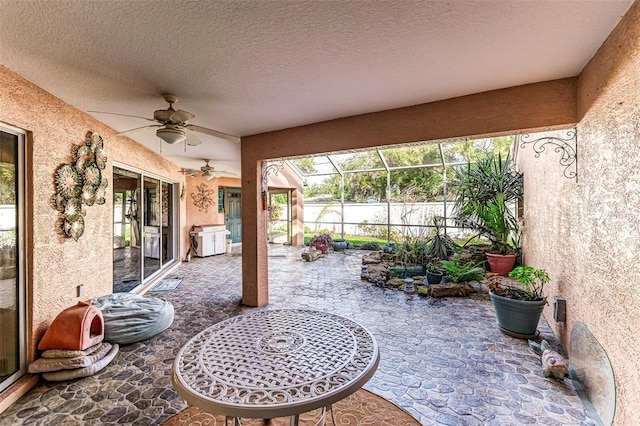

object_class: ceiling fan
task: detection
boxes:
[182,160,237,181]
[89,93,240,146]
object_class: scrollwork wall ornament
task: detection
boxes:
[191,183,215,213]
[519,129,577,181]
[261,160,285,209]
[52,131,108,241]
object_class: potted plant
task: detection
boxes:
[485,266,550,338]
[424,258,444,284]
[451,153,523,274]
[332,238,348,251]
[309,233,333,254]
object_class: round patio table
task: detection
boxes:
[172,309,380,425]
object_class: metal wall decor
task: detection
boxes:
[53,131,108,241]
[190,183,215,213]
[519,129,577,180]
[261,160,284,210]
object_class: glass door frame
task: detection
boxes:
[0,123,26,393]
[112,162,179,287]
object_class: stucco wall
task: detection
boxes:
[0,65,186,376]
[517,3,640,423]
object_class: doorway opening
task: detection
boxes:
[267,190,292,244]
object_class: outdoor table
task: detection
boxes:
[172,309,380,425]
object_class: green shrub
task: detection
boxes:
[442,256,486,283]
[359,242,381,251]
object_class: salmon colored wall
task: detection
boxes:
[240,79,579,306]
[183,175,241,254]
[519,3,640,424]
[0,65,186,408]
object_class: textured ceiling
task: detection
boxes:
[0,0,633,173]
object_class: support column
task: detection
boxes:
[291,189,304,246]
[241,158,269,307]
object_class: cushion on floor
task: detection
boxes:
[92,293,174,345]
[29,342,112,373]
[41,342,102,359]
[42,343,119,381]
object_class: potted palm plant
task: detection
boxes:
[485,266,550,338]
[451,152,523,274]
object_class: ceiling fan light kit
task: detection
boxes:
[156,125,187,145]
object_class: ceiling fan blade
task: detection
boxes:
[88,110,157,123]
[170,109,196,123]
[186,124,240,144]
[185,132,202,146]
[117,124,161,135]
[215,170,238,176]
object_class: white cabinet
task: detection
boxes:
[144,226,160,259]
[192,225,230,257]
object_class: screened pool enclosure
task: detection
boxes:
[267,136,515,245]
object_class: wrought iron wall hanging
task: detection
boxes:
[518,129,577,181]
[53,131,109,241]
[261,160,284,210]
[191,183,215,213]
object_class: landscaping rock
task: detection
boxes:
[364,263,388,282]
[416,285,429,296]
[361,252,382,264]
[386,278,404,288]
[301,250,322,262]
[430,283,475,298]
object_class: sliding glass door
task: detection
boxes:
[113,166,178,292]
[0,126,25,393]
[113,168,142,292]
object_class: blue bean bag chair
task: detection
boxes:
[92,293,174,345]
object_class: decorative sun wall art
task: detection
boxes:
[52,131,108,241]
[191,183,215,213]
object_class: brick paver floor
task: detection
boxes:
[0,246,596,425]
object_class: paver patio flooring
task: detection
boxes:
[0,246,596,425]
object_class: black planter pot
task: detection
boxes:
[489,292,546,339]
[426,271,443,285]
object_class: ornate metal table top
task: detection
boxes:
[172,309,380,419]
